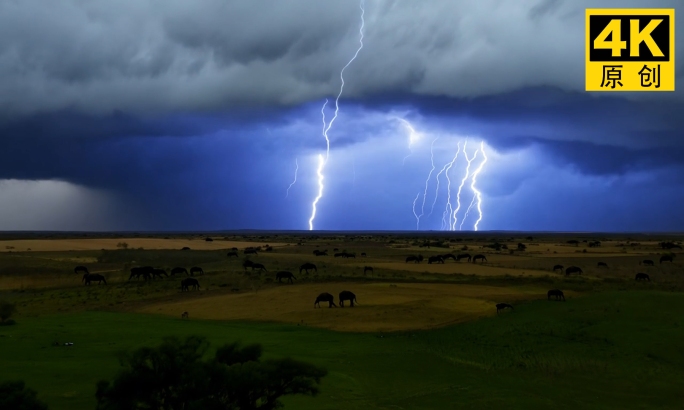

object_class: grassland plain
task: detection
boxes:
[0,233,683,409]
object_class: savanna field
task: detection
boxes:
[1,232,683,409]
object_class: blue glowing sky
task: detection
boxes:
[0,0,682,231]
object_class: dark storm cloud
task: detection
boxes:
[1,0,681,119]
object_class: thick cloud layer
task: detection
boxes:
[1,0,682,119]
[1,0,683,231]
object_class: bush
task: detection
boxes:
[0,301,16,323]
[95,336,327,410]
[116,242,129,250]
[0,380,49,410]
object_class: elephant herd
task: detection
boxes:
[552,253,676,281]
[406,253,488,264]
[74,265,204,291]
[497,288,566,314]
[314,290,357,308]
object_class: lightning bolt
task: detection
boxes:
[411,192,420,230]
[460,142,488,231]
[429,161,451,217]
[397,117,420,165]
[450,142,476,230]
[308,0,364,230]
[308,154,325,230]
[285,158,299,198]
[416,137,439,228]
[441,142,462,230]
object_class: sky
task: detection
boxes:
[1,0,683,231]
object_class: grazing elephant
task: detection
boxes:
[339,290,357,307]
[363,266,373,275]
[635,273,650,281]
[660,255,674,264]
[597,262,608,268]
[565,266,583,276]
[243,260,254,271]
[226,251,239,258]
[496,303,513,314]
[244,249,258,255]
[456,253,472,262]
[313,250,328,256]
[405,255,419,263]
[251,263,267,272]
[553,264,564,273]
[181,278,200,291]
[441,253,456,262]
[151,269,168,279]
[275,271,296,284]
[334,253,345,258]
[640,260,654,266]
[74,265,89,275]
[170,267,188,277]
[472,254,488,263]
[547,289,565,301]
[83,273,107,285]
[314,292,337,308]
[190,266,204,276]
[231,247,238,251]
[300,263,317,274]
[129,266,153,281]
[428,256,445,264]
[361,252,367,257]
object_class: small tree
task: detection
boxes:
[116,242,129,250]
[0,380,49,410]
[95,336,327,410]
[0,301,16,324]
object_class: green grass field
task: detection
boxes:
[2,290,684,410]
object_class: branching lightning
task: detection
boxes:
[285,158,299,198]
[412,192,420,230]
[397,117,421,165]
[450,142,476,230]
[441,142,462,230]
[307,0,364,230]
[460,142,488,231]
[416,137,439,228]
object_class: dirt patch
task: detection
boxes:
[138,282,557,332]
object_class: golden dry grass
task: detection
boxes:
[0,238,288,252]
[138,282,559,332]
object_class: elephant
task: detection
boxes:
[129,266,153,281]
[170,267,188,277]
[496,303,513,314]
[251,263,267,272]
[441,253,456,262]
[597,262,608,268]
[313,250,328,256]
[363,266,373,275]
[300,263,317,274]
[83,273,107,285]
[635,273,650,281]
[428,256,444,264]
[181,278,200,291]
[275,271,296,284]
[190,267,204,276]
[472,254,488,263]
[339,290,357,307]
[244,249,258,255]
[547,289,565,301]
[640,260,654,266]
[405,255,421,263]
[226,251,239,258]
[565,266,583,276]
[314,292,337,308]
[456,253,471,262]
[151,269,168,279]
[660,255,674,264]
[553,264,564,273]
